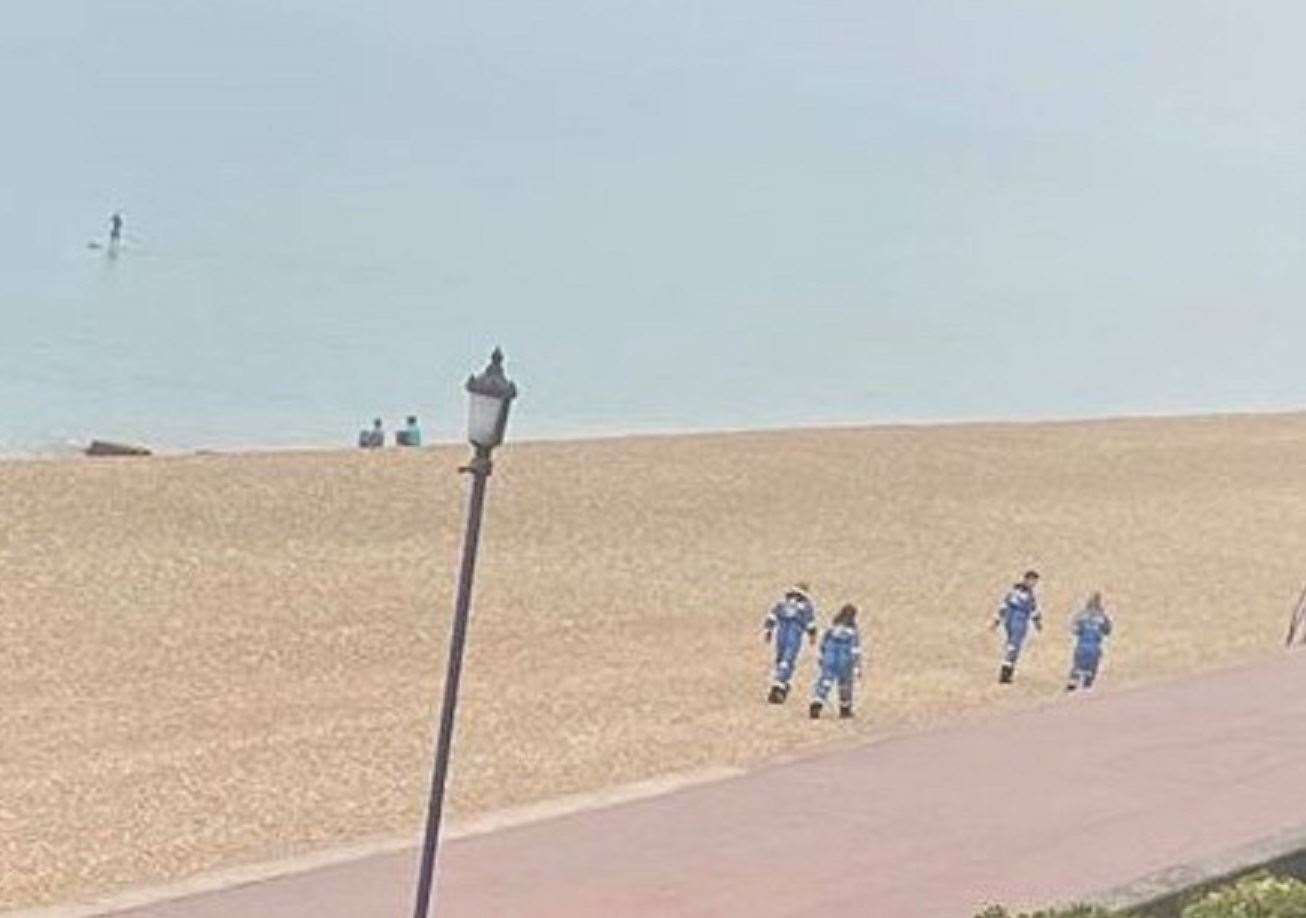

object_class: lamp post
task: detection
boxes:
[412,347,517,918]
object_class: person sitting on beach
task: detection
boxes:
[1066,592,1113,692]
[396,415,422,447]
[763,584,818,704]
[809,603,862,719]
[991,570,1042,684]
[358,418,385,449]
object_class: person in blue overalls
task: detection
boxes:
[1066,592,1113,691]
[991,570,1042,684]
[809,603,862,719]
[763,584,817,703]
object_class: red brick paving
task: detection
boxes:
[109,655,1306,917]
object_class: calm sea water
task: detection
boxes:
[4,3,1305,453]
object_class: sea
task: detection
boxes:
[4,2,1305,455]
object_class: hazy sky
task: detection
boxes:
[3,3,1305,444]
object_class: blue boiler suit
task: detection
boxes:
[812,624,861,708]
[998,584,1041,668]
[765,597,816,689]
[1068,607,1112,689]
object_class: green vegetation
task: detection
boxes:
[975,906,1114,918]
[1181,871,1306,917]
[976,870,1306,918]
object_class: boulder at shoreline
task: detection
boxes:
[85,439,152,457]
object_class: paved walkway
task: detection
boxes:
[102,655,1306,917]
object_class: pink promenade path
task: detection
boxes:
[109,655,1306,918]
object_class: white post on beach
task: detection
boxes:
[412,348,517,918]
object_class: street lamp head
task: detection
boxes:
[465,347,517,450]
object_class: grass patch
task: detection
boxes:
[978,870,1306,917]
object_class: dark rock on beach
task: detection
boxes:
[85,439,152,457]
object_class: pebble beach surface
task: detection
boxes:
[4,413,1305,908]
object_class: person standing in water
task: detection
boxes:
[107,210,124,249]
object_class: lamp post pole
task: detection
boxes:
[413,349,516,918]
[412,448,491,918]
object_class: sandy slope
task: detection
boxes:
[3,413,1306,908]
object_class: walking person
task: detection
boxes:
[763,584,818,703]
[809,603,862,719]
[109,211,123,248]
[991,570,1042,684]
[1066,592,1113,691]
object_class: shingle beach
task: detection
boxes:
[4,413,1304,908]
